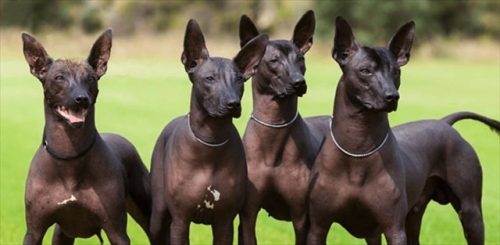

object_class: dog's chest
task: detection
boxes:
[54,200,102,237]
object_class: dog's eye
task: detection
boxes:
[297,55,305,63]
[269,58,279,64]
[54,75,64,81]
[359,68,372,76]
[205,76,215,82]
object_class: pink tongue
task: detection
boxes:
[58,107,86,123]
[66,111,85,123]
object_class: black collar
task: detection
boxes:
[43,130,97,161]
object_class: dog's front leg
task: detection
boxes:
[383,226,407,245]
[23,208,51,245]
[306,213,331,245]
[365,234,382,245]
[170,217,190,245]
[150,204,171,245]
[102,230,130,245]
[212,218,234,245]
[23,225,49,245]
[291,208,308,245]
[238,197,261,245]
[101,213,130,245]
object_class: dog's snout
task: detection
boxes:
[384,92,400,102]
[227,100,241,110]
[292,79,306,88]
[75,95,90,107]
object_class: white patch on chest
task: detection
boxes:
[199,185,222,209]
[204,200,214,209]
[207,185,221,201]
[57,194,77,205]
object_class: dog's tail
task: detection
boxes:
[442,111,500,134]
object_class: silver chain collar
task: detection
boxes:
[250,111,299,128]
[187,114,229,147]
[329,116,389,158]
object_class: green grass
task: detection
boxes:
[1,38,499,244]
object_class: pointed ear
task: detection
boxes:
[332,16,360,65]
[87,29,112,78]
[239,15,260,48]
[234,34,269,80]
[22,33,53,81]
[292,10,315,54]
[181,19,209,73]
[388,21,415,66]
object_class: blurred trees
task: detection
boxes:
[1,0,497,41]
[315,0,499,43]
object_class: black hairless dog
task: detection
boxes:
[22,30,151,244]
[149,20,268,245]
[307,17,500,245]
[237,10,329,245]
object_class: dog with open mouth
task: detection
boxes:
[22,30,152,244]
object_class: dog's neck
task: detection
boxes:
[332,79,390,153]
[43,104,97,159]
[189,90,233,144]
[251,74,299,126]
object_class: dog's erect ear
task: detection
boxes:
[87,29,112,78]
[388,21,415,67]
[292,10,315,54]
[181,19,209,73]
[234,34,269,80]
[332,16,360,66]
[22,33,53,81]
[239,15,260,48]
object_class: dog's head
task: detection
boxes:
[182,19,268,118]
[239,10,315,100]
[22,30,112,128]
[332,17,415,112]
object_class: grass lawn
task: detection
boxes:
[1,33,498,244]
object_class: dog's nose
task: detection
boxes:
[292,79,306,89]
[227,100,241,110]
[384,92,400,102]
[75,95,90,107]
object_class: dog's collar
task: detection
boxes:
[250,111,299,128]
[43,130,97,161]
[329,116,389,158]
[187,114,229,147]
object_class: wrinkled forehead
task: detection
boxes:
[198,57,241,75]
[48,59,94,77]
[353,47,398,68]
[267,40,297,56]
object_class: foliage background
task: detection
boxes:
[1,0,499,244]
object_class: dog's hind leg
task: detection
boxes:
[102,133,152,239]
[453,201,484,245]
[445,143,484,244]
[52,224,75,245]
[448,175,484,244]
